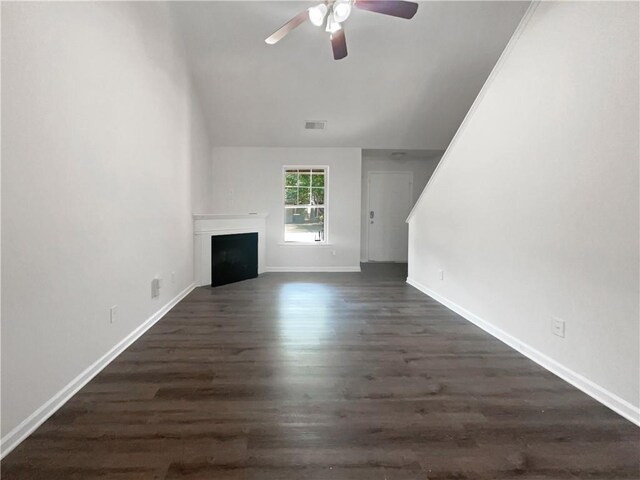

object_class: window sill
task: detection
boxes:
[278,242,333,247]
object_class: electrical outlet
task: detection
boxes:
[151,277,161,299]
[439,269,444,281]
[332,250,337,257]
[171,271,176,284]
[110,305,118,324]
[552,317,565,338]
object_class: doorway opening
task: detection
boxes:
[360,150,444,264]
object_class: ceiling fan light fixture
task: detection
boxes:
[308,3,328,27]
[325,12,342,33]
[265,0,418,60]
[333,0,352,23]
[326,21,342,34]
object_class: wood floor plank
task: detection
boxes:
[2,264,638,479]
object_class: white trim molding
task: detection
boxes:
[0,283,197,459]
[406,277,640,427]
[276,242,334,247]
[265,266,361,273]
[193,213,268,221]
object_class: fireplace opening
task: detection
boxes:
[211,232,258,287]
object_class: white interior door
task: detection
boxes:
[367,172,413,262]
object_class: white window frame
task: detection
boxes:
[282,165,329,245]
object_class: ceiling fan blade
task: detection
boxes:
[331,29,348,60]
[354,0,418,19]
[265,9,309,45]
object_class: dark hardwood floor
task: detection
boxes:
[2,264,639,479]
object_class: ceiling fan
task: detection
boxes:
[265,0,419,60]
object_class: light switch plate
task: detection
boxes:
[552,317,565,338]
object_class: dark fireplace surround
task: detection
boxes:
[211,232,258,287]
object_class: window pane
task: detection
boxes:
[285,172,298,187]
[299,173,311,187]
[284,207,325,243]
[311,187,324,205]
[285,187,297,205]
[298,188,310,205]
[312,173,325,187]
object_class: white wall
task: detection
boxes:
[407,1,639,422]
[210,147,361,271]
[361,153,442,262]
[190,98,213,214]
[1,1,210,445]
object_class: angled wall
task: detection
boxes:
[407,1,639,422]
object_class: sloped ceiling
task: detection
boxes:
[171,1,529,148]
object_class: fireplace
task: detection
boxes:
[193,214,267,287]
[211,232,258,287]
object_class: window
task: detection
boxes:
[283,167,327,243]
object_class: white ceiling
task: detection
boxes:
[363,148,444,159]
[170,1,529,149]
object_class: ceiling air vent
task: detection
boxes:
[305,120,326,130]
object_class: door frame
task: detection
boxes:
[365,171,413,262]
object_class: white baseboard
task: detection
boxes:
[406,277,640,426]
[0,282,197,459]
[265,266,361,273]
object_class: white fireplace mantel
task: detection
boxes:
[193,213,267,286]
